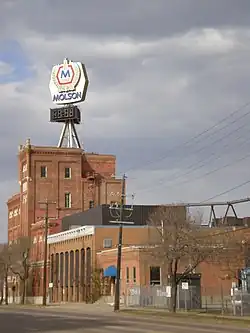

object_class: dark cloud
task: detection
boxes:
[2,0,250,37]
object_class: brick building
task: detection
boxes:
[47,225,151,304]
[46,224,250,306]
[7,139,123,242]
[7,138,123,302]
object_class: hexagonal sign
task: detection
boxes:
[49,58,89,105]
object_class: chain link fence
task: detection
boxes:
[124,284,201,310]
[124,284,250,316]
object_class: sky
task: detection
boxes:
[1,1,250,241]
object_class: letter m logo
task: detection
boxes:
[61,69,70,79]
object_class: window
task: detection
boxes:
[103,239,112,248]
[89,200,94,209]
[22,163,27,173]
[22,181,27,192]
[65,192,72,208]
[150,266,161,285]
[41,166,47,178]
[64,167,71,179]
[126,267,129,283]
[22,194,27,204]
[133,267,136,283]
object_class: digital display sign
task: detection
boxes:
[50,106,81,124]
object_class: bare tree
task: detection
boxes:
[0,244,12,305]
[147,205,241,312]
[9,237,32,305]
[0,247,6,304]
[213,234,248,284]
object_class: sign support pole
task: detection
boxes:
[57,120,81,148]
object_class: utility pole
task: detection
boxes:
[109,174,134,311]
[39,199,56,306]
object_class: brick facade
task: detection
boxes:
[7,138,122,241]
[47,225,150,303]
[7,139,123,302]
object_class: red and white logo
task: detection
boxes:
[52,58,80,93]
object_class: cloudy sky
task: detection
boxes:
[1,0,250,241]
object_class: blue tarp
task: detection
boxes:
[103,265,117,277]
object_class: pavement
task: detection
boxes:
[0,304,250,332]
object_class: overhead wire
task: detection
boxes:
[124,100,250,175]
[200,180,250,203]
[123,100,250,203]
[135,128,250,194]
[134,117,250,192]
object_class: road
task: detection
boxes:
[0,306,249,332]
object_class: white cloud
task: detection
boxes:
[0,61,13,76]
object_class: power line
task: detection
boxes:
[135,134,250,194]
[201,180,250,203]
[124,101,250,174]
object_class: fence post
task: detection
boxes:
[184,289,187,311]
[177,285,180,310]
[220,284,224,315]
[232,287,236,316]
[240,290,243,317]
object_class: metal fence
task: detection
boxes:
[124,285,201,310]
[124,285,250,316]
[231,289,250,316]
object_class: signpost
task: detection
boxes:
[49,58,89,148]
[182,282,189,311]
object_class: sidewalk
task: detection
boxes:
[1,302,115,314]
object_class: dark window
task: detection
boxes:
[89,200,94,209]
[150,266,161,285]
[126,267,129,283]
[75,250,79,286]
[60,253,64,286]
[70,251,74,287]
[41,166,47,178]
[65,193,71,208]
[64,167,71,179]
[65,252,69,287]
[133,267,136,283]
[80,249,85,287]
[55,253,59,285]
[103,239,112,248]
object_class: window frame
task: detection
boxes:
[64,192,72,208]
[133,266,136,283]
[89,200,94,209]
[103,238,112,248]
[64,167,71,179]
[40,166,47,178]
[126,267,129,283]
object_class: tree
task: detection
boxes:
[147,205,241,312]
[9,237,32,305]
[0,244,11,305]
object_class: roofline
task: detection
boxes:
[97,245,152,255]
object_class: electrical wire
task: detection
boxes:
[135,131,250,194]
[124,100,250,174]
[200,180,250,203]
[136,151,250,196]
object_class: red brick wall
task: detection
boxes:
[7,143,123,245]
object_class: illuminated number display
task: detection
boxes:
[50,106,80,123]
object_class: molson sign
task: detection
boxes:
[49,58,89,105]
